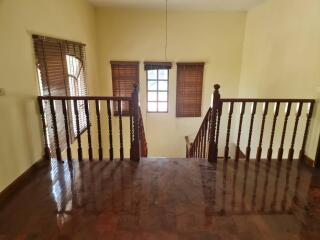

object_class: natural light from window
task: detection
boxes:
[147,69,168,112]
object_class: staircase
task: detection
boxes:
[38,83,315,165]
[186,84,315,164]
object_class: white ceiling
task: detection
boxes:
[88,0,267,10]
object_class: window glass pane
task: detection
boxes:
[158,92,167,101]
[148,91,157,101]
[148,102,157,112]
[148,80,157,91]
[158,102,168,112]
[158,69,168,80]
[147,70,157,80]
[158,81,168,91]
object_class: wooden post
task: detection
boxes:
[130,84,140,161]
[38,98,50,161]
[208,84,220,162]
[50,99,62,162]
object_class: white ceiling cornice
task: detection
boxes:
[88,0,267,11]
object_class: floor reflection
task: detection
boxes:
[0,157,319,239]
[200,158,309,216]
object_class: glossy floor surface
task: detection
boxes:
[0,158,320,239]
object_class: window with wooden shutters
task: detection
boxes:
[33,35,88,154]
[111,61,139,116]
[176,63,204,117]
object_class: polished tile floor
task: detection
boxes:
[0,157,320,239]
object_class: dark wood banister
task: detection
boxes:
[138,107,148,157]
[185,107,212,158]
[38,85,147,162]
[186,84,316,164]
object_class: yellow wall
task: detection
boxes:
[0,0,98,192]
[95,8,246,157]
[239,0,320,160]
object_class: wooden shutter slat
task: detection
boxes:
[176,63,204,117]
[33,35,88,155]
[111,61,139,116]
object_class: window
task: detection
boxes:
[33,35,88,152]
[145,62,172,113]
[111,61,139,115]
[66,55,86,136]
[176,63,204,117]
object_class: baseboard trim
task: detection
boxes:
[0,158,48,208]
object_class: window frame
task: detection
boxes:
[146,68,169,113]
[65,54,87,137]
[33,35,88,151]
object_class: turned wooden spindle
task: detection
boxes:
[208,84,221,162]
[235,102,246,161]
[224,102,234,159]
[84,100,93,160]
[95,100,103,161]
[62,99,72,161]
[288,102,303,161]
[299,102,315,162]
[129,100,133,146]
[204,113,210,158]
[107,99,114,161]
[277,102,292,161]
[49,99,62,161]
[118,100,124,160]
[215,102,223,157]
[267,102,280,161]
[246,102,257,161]
[256,102,269,161]
[130,84,140,161]
[199,125,204,158]
[38,98,50,160]
[73,99,82,161]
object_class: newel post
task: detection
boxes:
[130,84,140,161]
[208,84,221,162]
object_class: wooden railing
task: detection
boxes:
[186,84,315,163]
[38,85,147,162]
[138,107,148,157]
[185,107,211,158]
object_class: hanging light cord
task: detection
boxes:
[165,0,168,61]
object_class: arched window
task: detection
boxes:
[66,55,87,136]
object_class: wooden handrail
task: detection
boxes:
[221,98,315,103]
[38,86,147,162]
[138,107,148,157]
[38,96,131,101]
[186,84,315,164]
[185,107,212,158]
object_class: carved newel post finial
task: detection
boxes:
[208,83,221,163]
